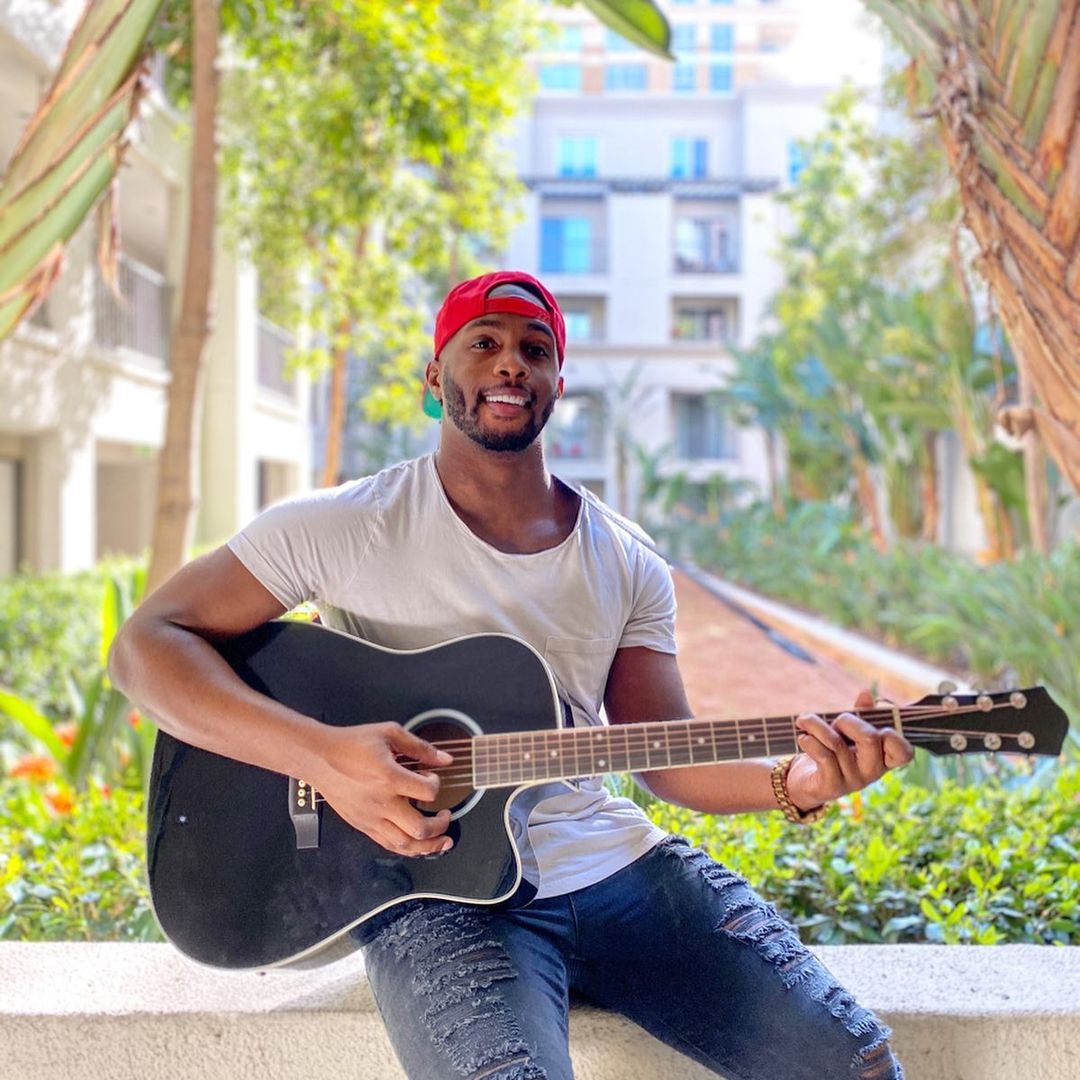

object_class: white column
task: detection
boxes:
[196,247,258,543]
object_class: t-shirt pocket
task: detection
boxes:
[542,635,616,728]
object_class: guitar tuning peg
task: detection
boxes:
[937,680,957,695]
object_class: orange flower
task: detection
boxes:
[98,783,112,800]
[847,790,864,822]
[128,709,141,729]
[56,722,78,749]
[10,754,57,782]
[44,788,74,815]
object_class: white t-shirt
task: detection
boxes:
[227,454,674,898]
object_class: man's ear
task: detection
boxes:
[555,376,564,399]
[425,358,442,401]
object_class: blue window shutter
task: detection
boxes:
[694,139,708,178]
[541,219,564,272]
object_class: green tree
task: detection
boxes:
[759,82,1023,555]
[215,0,538,486]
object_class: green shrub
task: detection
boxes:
[0,558,141,724]
[0,777,160,942]
[646,766,1080,945]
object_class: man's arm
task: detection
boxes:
[109,546,455,854]
[603,647,912,815]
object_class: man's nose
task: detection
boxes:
[495,346,529,379]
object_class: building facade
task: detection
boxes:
[0,0,311,577]
[503,0,883,519]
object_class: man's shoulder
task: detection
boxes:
[570,483,660,555]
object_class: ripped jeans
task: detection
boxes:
[360,835,903,1080]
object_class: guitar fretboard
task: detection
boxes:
[472,716,800,788]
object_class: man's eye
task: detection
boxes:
[527,344,550,358]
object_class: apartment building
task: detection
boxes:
[503,0,884,518]
[0,0,310,577]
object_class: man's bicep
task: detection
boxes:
[603,645,692,726]
[133,546,288,639]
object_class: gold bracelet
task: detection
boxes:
[770,755,830,825]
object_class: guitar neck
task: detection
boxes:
[472,715,798,788]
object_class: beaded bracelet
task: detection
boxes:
[770,755,831,825]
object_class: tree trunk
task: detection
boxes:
[766,431,785,521]
[1017,365,1049,555]
[920,430,940,543]
[320,228,367,488]
[852,452,887,552]
[146,0,219,595]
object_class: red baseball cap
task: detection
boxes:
[425,270,566,418]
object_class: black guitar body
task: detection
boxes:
[146,622,562,970]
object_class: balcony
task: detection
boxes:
[93,254,171,365]
[256,316,299,401]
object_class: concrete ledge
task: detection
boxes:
[1,943,1077,1079]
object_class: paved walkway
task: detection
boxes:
[672,569,874,722]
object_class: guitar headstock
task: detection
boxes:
[904,686,1069,757]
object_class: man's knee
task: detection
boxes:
[369,903,549,1080]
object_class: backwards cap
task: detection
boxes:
[425,270,566,419]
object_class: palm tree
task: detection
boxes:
[867,1,1080,502]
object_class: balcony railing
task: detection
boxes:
[673,254,739,274]
[257,316,298,400]
[93,254,171,364]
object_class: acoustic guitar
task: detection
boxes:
[145,620,1069,970]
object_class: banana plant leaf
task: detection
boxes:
[865,0,1080,498]
[580,0,673,59]
[0,0,166,342]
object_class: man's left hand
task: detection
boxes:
[785,690,914,812]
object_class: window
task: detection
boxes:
[672,138,708,179]
[674,214,737,272]
[672,23,697,51]
[673,63,697,92]
[710,24,734,51]
[561,298,605,341]
[709,63,733,92]
[788,138,809,184]
[564,311,592,340]
[541,217,593,273]
[673,304,732,342]
[539,64,582,91]
[545,394,605,460]
[605,64,647,91]
[605,29,637,51]
[557,136,598,177]
[673,394,736,460]
[542,25,583,51]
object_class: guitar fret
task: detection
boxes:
[763,717,771,757]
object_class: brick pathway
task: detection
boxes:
[672,570,873,722]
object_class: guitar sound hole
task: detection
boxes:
[405,714,478,817]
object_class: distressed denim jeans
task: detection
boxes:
[361,835,903,1080]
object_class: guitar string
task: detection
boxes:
[306,726,1034,805]
[408,701,1019,754]
[403,702,1024,761]
[406,699,1010,760]
[301,702,1039,798]
[394,704,1038,786]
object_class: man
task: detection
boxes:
[111,271,910,1079]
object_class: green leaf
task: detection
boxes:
[580,0,673,60]
[0,686,67,762]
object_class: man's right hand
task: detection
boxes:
[313,722,455,856]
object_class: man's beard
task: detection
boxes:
[441,372,555,453]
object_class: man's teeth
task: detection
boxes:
[485,394,527,406]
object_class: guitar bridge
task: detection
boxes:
[288,777,320,849]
